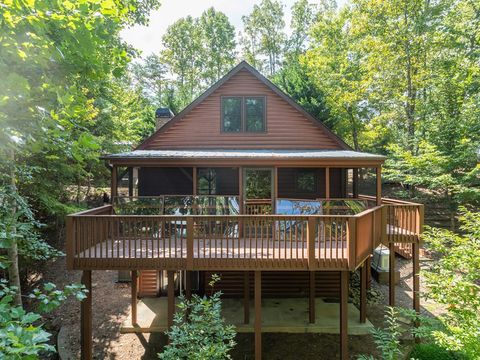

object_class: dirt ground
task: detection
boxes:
[36,248,441,360]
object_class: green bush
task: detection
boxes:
[410,343,462,360]
[158,275,236,360]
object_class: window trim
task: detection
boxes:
[220,96,267,133]
[294,169,317,194]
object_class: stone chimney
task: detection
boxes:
[155,108,174,130]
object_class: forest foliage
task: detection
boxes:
[0,0,479,358]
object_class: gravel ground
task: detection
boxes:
[42,251,440,360]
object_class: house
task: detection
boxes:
[66,61,423,360]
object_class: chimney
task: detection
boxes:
[155,108,174,130]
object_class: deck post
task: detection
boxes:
[131,270,138,326]
[167,271,175,330]
[353,168,359,198]
[307,217,316,270]
[244,271,250,324]
[389,242,395,306]
[185,271,192,300]
[254,271,262,360]
[80,270,92,360]
[325,167,330,199]
[309,271,316,323]
[360,263,367,323]
[412,242,420,313]
[376,166,382,206]
[111,165,117,201]
[239,167,243,238]
[186,217,194,270]
[340,271,349,360]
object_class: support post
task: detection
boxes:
[192,166,197,196]
[131,270,137,326]
[186,217,194,270]
[325,167,330,199]
[309,271,316,324]
[412,242,420,313]
[167,271,175,329]
[185,271,192,300]
[244,271,250,324]
[340,271,349,360]
[389,242,395,306]
[353,168,359,198]
[254,271,262,360]
[239,167,243,238]
[111,165,117,201]
[307,217,316,270]
[360,263,367,323]
[376,166,382,206]
[80,270,92,360]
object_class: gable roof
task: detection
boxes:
[137,61,351,151]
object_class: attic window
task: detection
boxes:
[221,96,266,133]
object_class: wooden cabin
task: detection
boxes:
[66,61,423,360]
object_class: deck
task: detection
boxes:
[66,197,423,271]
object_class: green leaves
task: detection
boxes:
[159,276,236,360]
[422,209,480,358]
[0,279,87,358]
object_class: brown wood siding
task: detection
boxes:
[145,70,344,150]
[138,270,159,297]
[204,271,341,298]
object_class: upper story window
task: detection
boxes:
[221,96,266,133]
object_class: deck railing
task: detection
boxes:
[66,205,383,271]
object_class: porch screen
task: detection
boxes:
[197,167,239,195]
[138,167,193,196]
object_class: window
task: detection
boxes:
[222,97,242,132]
[221,96,265,132]
[245,97,265,132]
[296,170,316,193]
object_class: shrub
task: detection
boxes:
[158,275,236,360]
[410,343,463,360]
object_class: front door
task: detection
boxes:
[243,168,273,214]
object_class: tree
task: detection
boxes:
[304,6,371,150]
[0,0,160,220]
[161,16,203,109]
[241,0,286,76]
[199,8,236,85]
[422,209,480,358]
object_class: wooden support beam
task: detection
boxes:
[131,270,137,326]
[325,167,330,199]
[80,270,92,360]
[239,167,243,238]
[273,166,278,213]
[167,271,175,329]
[340,271,349,360]
[376,166,382,206]
[254,271,262,360]
[192,166,197,196]
[244,271,250,324]
[185,271,192,300]
[309,271,316,324]
[353,168,359,198]
[389,242,395,306]
[360,264,367,323]
[111,165,117,201]
[413,242,420,313]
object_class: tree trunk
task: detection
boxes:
[7,149,22,307]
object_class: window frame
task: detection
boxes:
[220,96,267,133]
